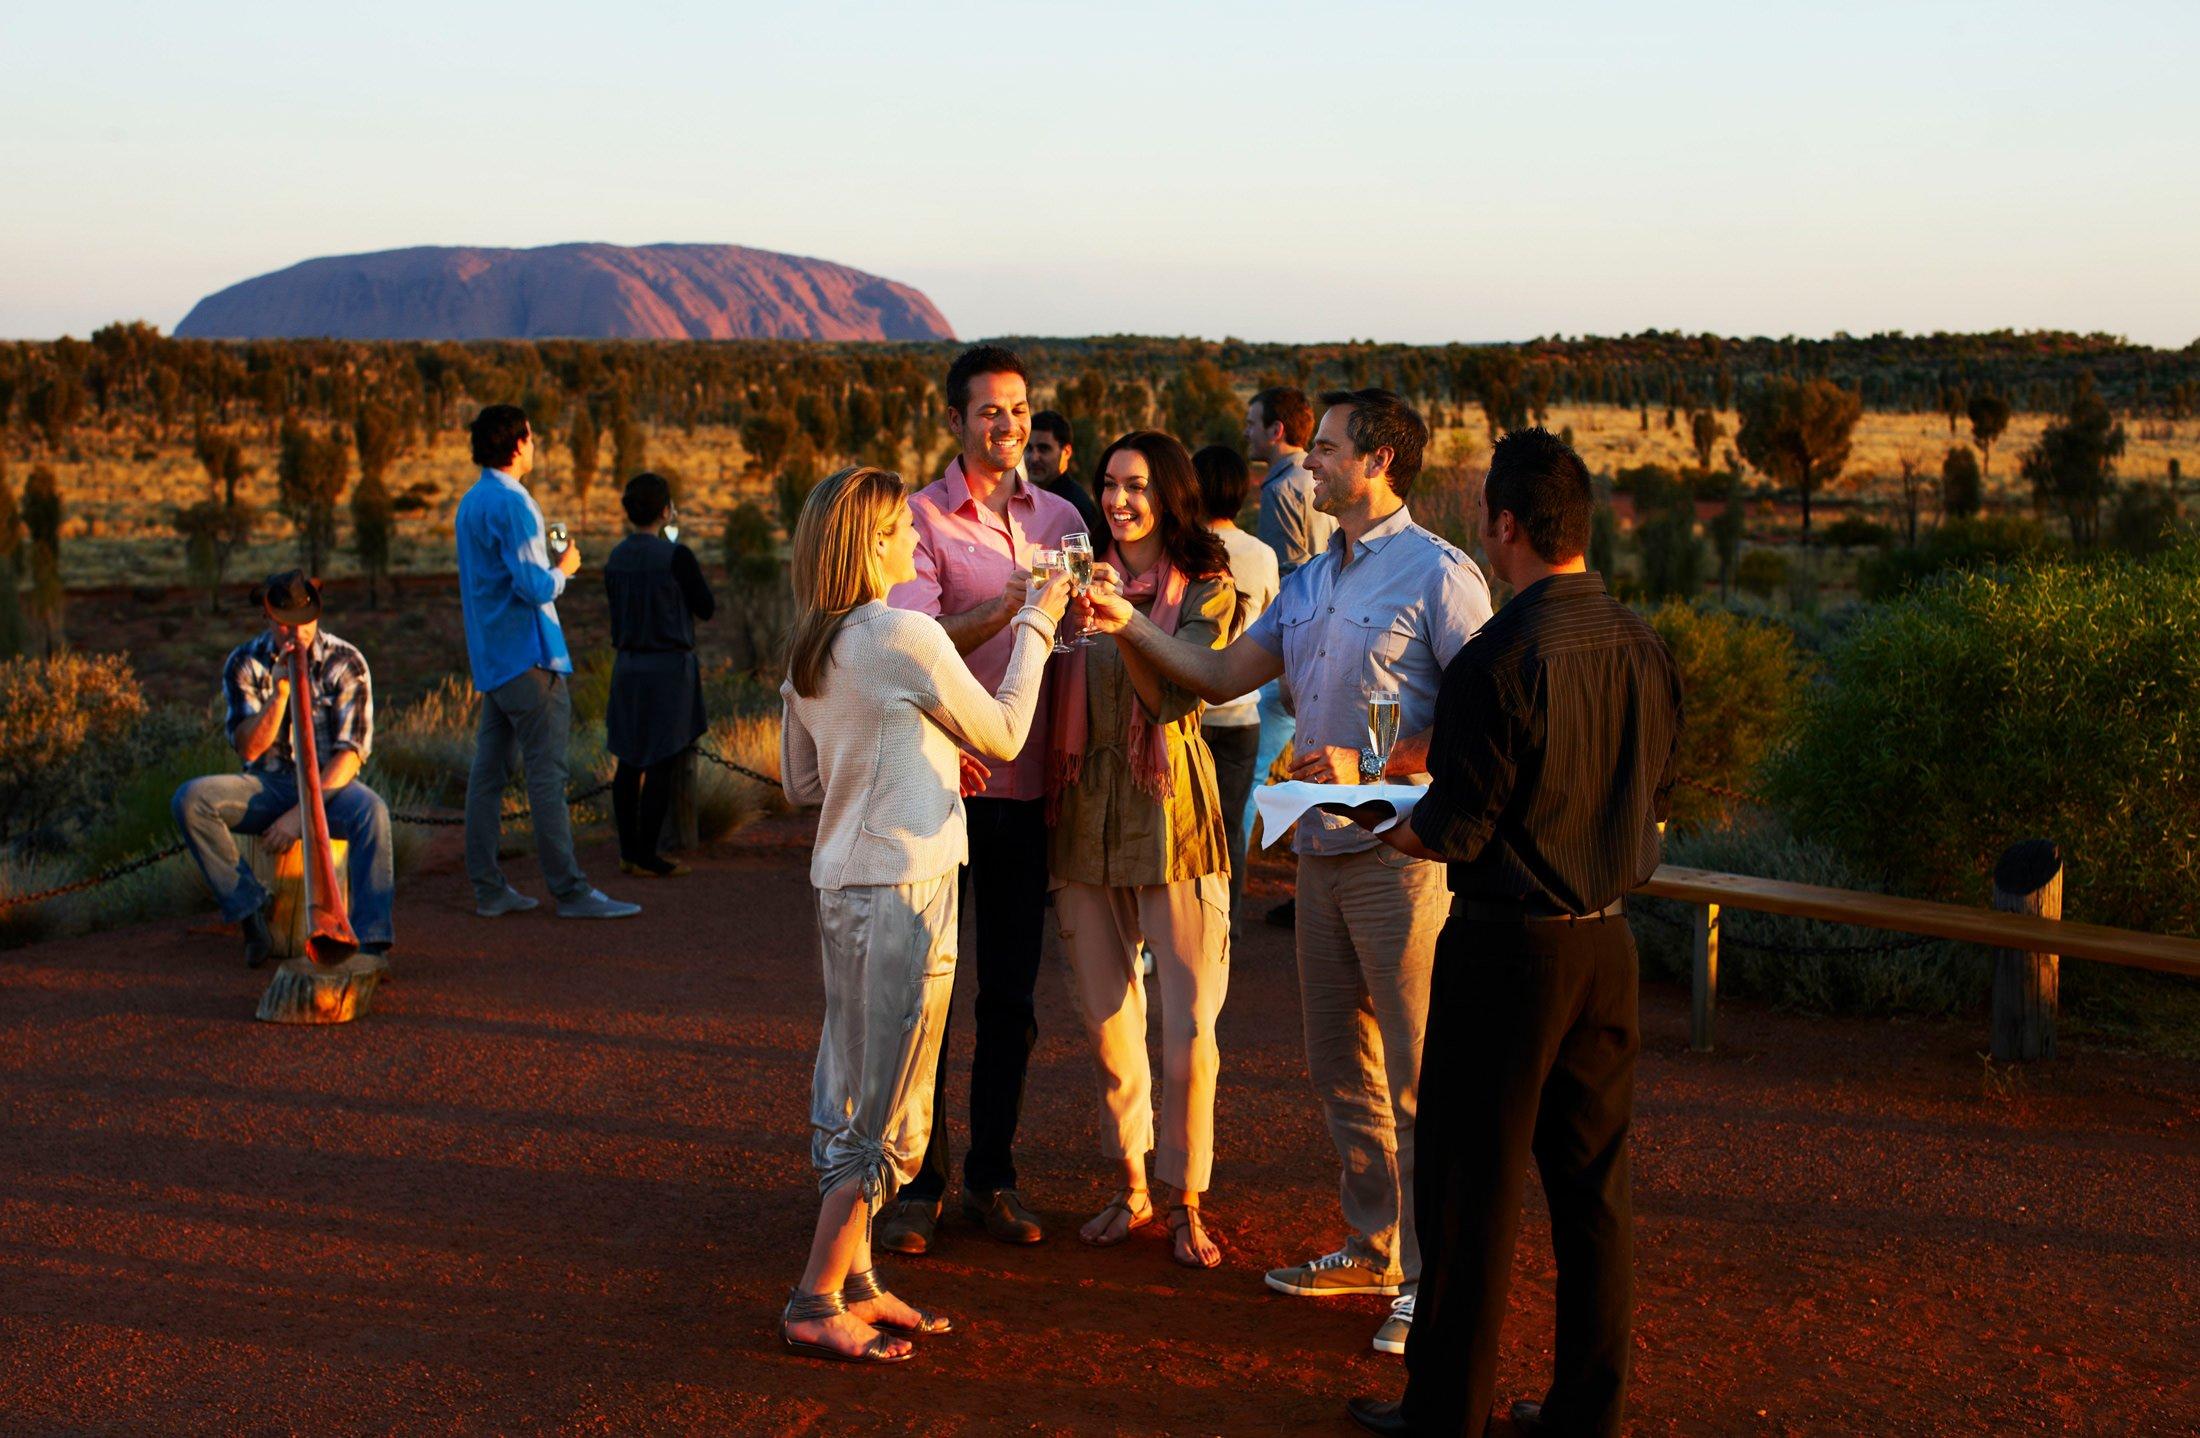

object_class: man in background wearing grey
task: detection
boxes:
[455,403,639,922]
[1086,389,1490,1357]
[1244,386,1337,926]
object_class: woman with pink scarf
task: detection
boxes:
[1049,430,1235,1270]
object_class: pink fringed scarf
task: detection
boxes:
[1045,548,1188,824]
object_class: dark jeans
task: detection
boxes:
[903,794,1049,1202]
[1202,721,1260,921]
[1403,915,1639,1438]
[613,755,680,865]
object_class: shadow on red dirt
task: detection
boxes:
[1,818,2194,1435]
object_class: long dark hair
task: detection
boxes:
[1092,431,1229,581]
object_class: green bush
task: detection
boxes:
[1734,548,1788,599]
[373,674,478,806]
[0,652,148,848]
[1646,602,1804,832]
[1856,515,2053,599]
[1767,541,2200,939]
[1821,514,1891,549]
[1633,817,1984,1014]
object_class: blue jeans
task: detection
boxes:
[1245,678,1296,841]
[171,771,396,948]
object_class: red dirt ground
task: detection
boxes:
[2,820,2195,1437]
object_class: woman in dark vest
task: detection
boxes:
[603,472,714,876]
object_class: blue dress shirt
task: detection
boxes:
[455,468,572,693]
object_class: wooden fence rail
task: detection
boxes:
[1633,845,2200,1059]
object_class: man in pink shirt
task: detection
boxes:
[878,344,1083,1256]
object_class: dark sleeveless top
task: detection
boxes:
[602,535,715,767]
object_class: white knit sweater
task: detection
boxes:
[780,599,1056,890]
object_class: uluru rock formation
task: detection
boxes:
[175,243,955,342]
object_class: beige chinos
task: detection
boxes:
[1055,873,1232,1193]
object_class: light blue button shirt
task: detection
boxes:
[1255,451,1338,576]
[455,468,571,694]
[1244,504,1493,855]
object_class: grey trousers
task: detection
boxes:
[1296,844,1449,1282]
[810,872,960,1212]
[465,668,590,904]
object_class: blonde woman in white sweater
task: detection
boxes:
[777,466,1070,1364]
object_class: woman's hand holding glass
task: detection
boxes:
[1077,561,1133,635]
[1024,565,1074,625]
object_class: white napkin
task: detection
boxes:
[1252,781,1427,849]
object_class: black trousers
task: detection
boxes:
[903,795,1049,1201]
[612,756,679,864]
[1403,914,1638,1438]
[1202,721,1260,920]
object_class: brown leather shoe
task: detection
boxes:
[875,1197,940,1256]
[961,1186,1044,1244]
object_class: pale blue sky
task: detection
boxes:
[4,0,2197,345]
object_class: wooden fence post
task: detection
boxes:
[1991,839,2062,1061]
[1691,902,1720,1052]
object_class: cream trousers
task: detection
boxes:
[809,872,959,1213]
[1054,874,1231,1194]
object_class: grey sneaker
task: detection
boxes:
[475,886,540,918]
[1263,1247,1406,1297]
[556,888,641,919]
[1372,1291,1414,1354]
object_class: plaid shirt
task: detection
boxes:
[221,628,374,778]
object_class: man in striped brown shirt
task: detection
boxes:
[1342,428,1682,1438]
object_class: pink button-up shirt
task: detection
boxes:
[888,457,1085,801]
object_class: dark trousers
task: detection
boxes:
[1403,915,1639,1438]
[1202,721,1260,921]
[612,756,679,864]
[903,795,1049,1202]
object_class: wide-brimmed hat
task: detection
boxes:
[250,570,323,625]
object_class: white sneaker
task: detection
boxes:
[475,886,539,918]
[1372,1291,1415,1354]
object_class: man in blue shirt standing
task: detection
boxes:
[456,404,638,921]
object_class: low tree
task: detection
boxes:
[741,410,796,478]
[1939,383,1967,435]
[1633,468,1706,600]
[567,402,599,537]
[276,421,349,575]
[2170,458,2183,521]
[22,467,64,653]
[0,462,22,656]
[1688,409,1724,472]
[1967,391,2011,486]
[1710,474,1746,600]
[612,401,646,490]
[1735,378,1862,545]
[2020,375,2125,547]
[1893,451,1930,545]
[350,472,395,607]
[1940,446,1982,521]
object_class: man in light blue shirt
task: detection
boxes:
[455,404,638,921]
[1086,389,1491,1359]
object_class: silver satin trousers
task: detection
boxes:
[808,872,960,1213]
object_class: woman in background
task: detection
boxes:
[1191,443,1278,927]
[1050,430,1234,1269]
[603,472,713,877]
[778,465,1069,1363]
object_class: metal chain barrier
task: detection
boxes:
[0,841,191,912]
[690,741,780,789]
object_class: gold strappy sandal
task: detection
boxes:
[780,1288,912,1364]
[842,1266,953,1336]
[1079,1187,1155,1247]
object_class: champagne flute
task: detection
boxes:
[547,521,570,558]
[662,504,680,545]
[1362,688,1401,783]
[1062,532,1097,649]
[1031,547,1074,654]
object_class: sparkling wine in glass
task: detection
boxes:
[1362,690,1401,783]
[1062,533,1097,648]
[662,505,680,544]
[547,521,570,557]
[1031,547,1074,654]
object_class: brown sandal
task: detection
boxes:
[1079,1188,1154,1247]
[1167,1205,1221,1269]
